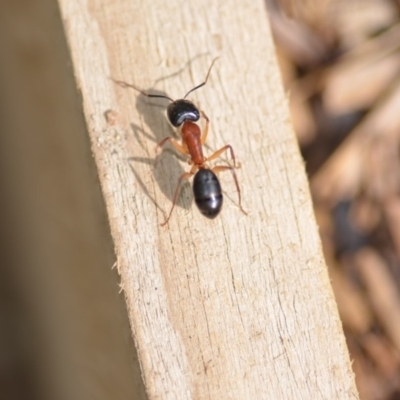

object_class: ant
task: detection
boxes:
[114,59,246,226]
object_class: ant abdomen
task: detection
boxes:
[193,169,223,219]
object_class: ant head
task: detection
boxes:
[167,99,200,127]
[114,58,218,128]
[160,58,219,127]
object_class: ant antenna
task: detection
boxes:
[183,57,219,99]
[112,78,174,102]
[112,56,219,102]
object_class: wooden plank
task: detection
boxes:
[58,0,359,398]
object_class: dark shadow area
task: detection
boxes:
[127,87,194,212]
[0,1,148,399]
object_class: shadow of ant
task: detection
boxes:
[126,88,193,213]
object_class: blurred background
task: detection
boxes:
[268,0,400,398]
[0,1,145,399]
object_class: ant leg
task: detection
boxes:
[156,137,188,158]
[212,165,247,215]
[200,111,209,145]
[207,145,240,168]
[161,165,198,226]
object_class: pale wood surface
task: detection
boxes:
[58,0,359,398]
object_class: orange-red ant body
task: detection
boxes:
[114,59,246,226]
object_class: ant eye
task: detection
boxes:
[167,100,200,127]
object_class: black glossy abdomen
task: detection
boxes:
[193,169,223,219]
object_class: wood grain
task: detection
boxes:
[58,0,359,398]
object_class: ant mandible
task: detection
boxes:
[114,58,246,226]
